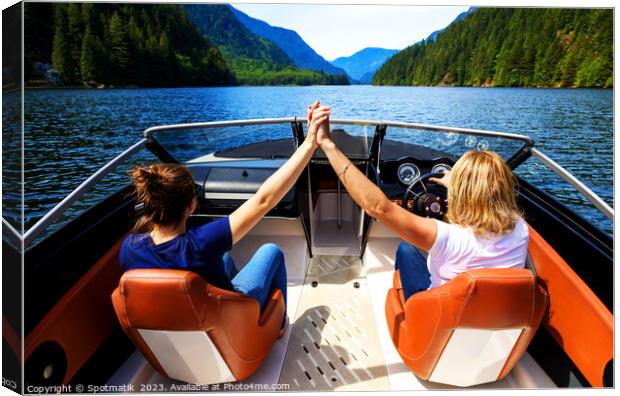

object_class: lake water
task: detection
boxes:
[5,85,614,243]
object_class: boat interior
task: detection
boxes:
[107,217,556,390]
[9,119,613,391]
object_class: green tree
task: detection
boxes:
[108,12,131,79]
[51,6,74,83]
[66,2,83,79]
[80,25,96,82]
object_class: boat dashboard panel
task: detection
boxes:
[213,138,295,159]
[186,161,299,218]
[185,138,456,218]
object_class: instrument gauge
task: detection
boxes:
[397,163,421,185]
[432,163,452,175]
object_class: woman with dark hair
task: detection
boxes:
[119,101,330,336]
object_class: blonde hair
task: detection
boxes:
[447,150,520,236]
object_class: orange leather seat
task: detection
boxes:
[111,269,285,384]
[385,268,548,387]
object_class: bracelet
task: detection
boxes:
[337,162,352,178]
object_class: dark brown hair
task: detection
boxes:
[131,164,195,233]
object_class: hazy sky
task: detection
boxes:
[231,4,469,60]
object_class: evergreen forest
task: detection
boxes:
[373,8,613,88]
[26,3,233,87]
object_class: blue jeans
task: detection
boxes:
[223,243,287,328]
[394,242,431,301]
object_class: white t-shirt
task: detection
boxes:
[427,218,529,289]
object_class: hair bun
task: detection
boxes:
[132,166,161,190]
[129,164,196,231]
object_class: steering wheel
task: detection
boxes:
[402,172,448,219]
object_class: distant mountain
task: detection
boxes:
[184,4,348,85]
[331,47,399,83]
[426,7,476,42]
[229,5,348,77]
[373,8,613,88]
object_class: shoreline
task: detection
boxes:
[24,84,613,90]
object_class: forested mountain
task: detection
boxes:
[229,5,348,77]
[184,4,348,85]
[373,8,613,88]
[332,47,398,83]
[25,3,233,86]
[426,8,475,42]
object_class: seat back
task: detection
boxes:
[111,268,285,384]
[386,268,548,387]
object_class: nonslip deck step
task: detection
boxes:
[278,255,389,391]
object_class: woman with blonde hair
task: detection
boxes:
[310,105,528,300]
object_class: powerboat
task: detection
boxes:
[3,118,613,391]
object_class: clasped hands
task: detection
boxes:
[305,100,333,150]
[303,100,451,186]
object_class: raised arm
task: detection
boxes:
[228,102,328,244]
[314,107,437,251]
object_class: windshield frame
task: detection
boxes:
[367,120,534,170]
[144,118,535,168]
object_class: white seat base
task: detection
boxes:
[138,329,235,385]
[429,328,523,387]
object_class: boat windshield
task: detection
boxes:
[380,125,528,163]
[152,123,297,163]
[147,120,529,165]
[150,121,376,162]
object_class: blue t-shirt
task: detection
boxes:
[119,217,234,290]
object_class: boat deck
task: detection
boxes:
[279,255,389,390]
[107,217,556,390]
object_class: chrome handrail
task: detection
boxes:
[531,148,613,221]
[19,118,611,248]
[144,118,300,138]
[23,138,149,247]
[2,217,22,247]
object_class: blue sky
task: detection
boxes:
[232,3,469,60]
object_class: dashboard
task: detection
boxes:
[183,136,456,219]
[187,160,299,217]
[378,157,454,201]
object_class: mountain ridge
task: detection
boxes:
[229,5,348,77]
[184,4,348,85]
[426,7,476,42]
[184,4,293,67]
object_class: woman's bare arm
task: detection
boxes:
[315,107,437,251]
[228,102,327,244]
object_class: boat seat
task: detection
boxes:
[111,268,284,385]
[385,268,548,387]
